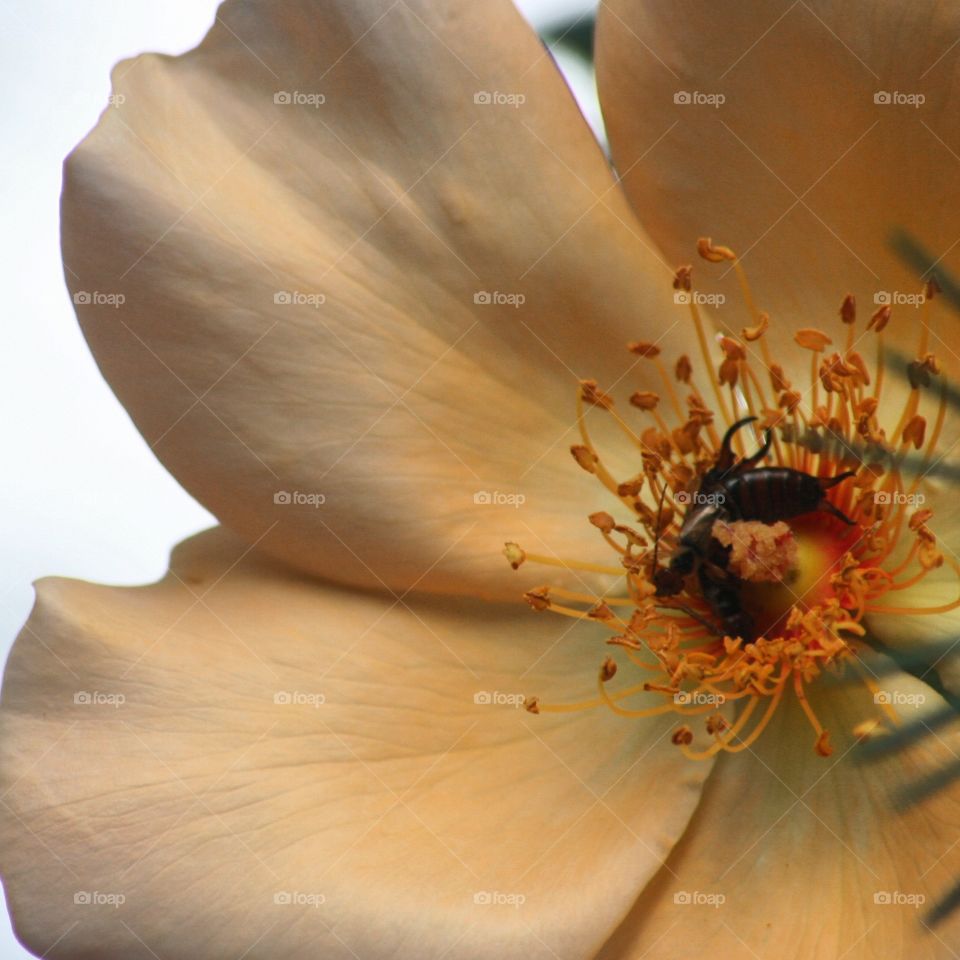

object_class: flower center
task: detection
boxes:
[739,516,846,636]
[506,239,960,759]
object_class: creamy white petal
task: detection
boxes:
[0,528,712,959]
[63,0,687,601]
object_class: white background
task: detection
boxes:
[0,1,597,956]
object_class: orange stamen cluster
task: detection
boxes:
[506,242,960,759]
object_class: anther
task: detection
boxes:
[840,294,856,324]
[902,415,926,449]
[570,444,598,473]
[868,305,891,332]
[742,313,769,341]
[588,511,616,533]
[794,328,832,351]
[630,391,660,410]
[580,379,614,409]
[697,237,736,262]
[672,726,694,746]
[523,587,551,611]
[503,542,526,570]
[627,341,662,359]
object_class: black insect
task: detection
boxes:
[650,416,856,641]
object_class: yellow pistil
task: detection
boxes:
[507,240,960,758]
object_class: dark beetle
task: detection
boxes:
[651,416,856,640]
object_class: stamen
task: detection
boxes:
[508,240,959,759]
[793,671,832,757]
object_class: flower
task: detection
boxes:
[4,1,960,958]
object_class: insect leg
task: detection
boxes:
[820,500,857,526]
[655,600,722,637]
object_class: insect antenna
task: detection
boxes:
[820,470,857,489]
[649,480,670,581]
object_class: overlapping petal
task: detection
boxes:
[0,527,712,959]
[596,672,960,959]
[62,0,689,602]
[596,0,960,372]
